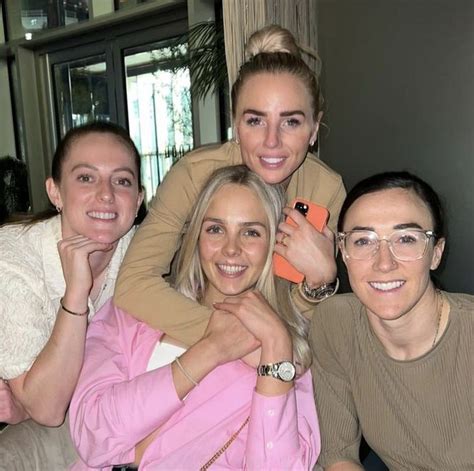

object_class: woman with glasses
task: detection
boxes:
[310,171,474,470]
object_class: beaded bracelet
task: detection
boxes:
[175,356,199,387]
[60,298,89,317]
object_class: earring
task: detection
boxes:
[55,205,62,213]
[235,137,240,145]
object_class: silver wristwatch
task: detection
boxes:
[299,277,339,303]
[257,361,296,382]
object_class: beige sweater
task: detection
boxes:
[310,292,474,470]
[114,141,346,345]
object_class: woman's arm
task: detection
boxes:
[114,156,217,346]
[5,235,112,426]
[0,381,29,424]
[215,292,320,468]
[326,462,365,471]
[70,301,259,467]
[245,370,320,469]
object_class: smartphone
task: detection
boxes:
[273,199,329,283]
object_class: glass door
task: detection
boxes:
[53,54,110,137]
[47,11,192,200]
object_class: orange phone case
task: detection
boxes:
[273,198,329,283]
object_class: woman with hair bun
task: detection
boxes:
[115,25,345,346]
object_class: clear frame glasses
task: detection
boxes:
[337,229,436,261]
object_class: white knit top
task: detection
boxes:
[0,215,135,379]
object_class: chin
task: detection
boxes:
[88,230,121,245]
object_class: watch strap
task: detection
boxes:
[298,277,340,304]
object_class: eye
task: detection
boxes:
[115,177,132,187]
[77,174,93,183]
[205,224,223,235]
[245,116,263,127]
[283,117,302,128]
[352,235,376,247]
[395,233,418,245]
[243,228,261,237]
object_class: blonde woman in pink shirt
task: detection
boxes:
[70,165,320,470]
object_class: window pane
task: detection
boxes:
[125,38,193,202]
[5,0,90,39]
[53,55,110,138]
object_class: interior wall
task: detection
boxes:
[317,0,474,294]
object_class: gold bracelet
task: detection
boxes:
[59,298,89,317]
[175,356,199,387]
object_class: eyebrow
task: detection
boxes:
[70,163,136,177]
[242,108,306,118]
[203,217,267,228]
[349,222,424,231]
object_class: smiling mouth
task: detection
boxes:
[217,264,247,276]
[87,211,117,220]
[369,280,405,291]
[259,156,286,167]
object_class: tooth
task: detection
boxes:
[370,281,404,291]
[218,264,246,274]
[88,211,117,220]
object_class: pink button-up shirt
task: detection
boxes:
[70,300,320,470]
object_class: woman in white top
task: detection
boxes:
[0,121,143,468]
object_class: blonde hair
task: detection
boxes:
[175,165,312,370]
[244,24,301,59]
[232,25,323,121]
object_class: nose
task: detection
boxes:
[222,234,241,257]
[373,239,397,272]
[263,123,281,149]
[98,180,114,203]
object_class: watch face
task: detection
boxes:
[277,361,296,381]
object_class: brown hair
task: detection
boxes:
[231,25,323,120]
[18,121,142,226]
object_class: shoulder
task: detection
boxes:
[310,294,362,350]
[88,299,162,354]
[445,291,474,320]
[173,141,242,173]
[300,153,344,187]
[156,142,242,195]
[0,218,57,270]
[291,153,345,207]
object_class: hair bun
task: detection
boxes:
[244,24,301,60]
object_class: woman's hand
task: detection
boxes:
[215,291,294,396]
[202,309,261,366]
[274,206,337,287]
[214,291,292,356]
[58,235,112,308]
[0,380,29,424]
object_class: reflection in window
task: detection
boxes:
[21,0,89,31]
[53,56,109,137]
[114,0,151,11]
[125,40,193,202]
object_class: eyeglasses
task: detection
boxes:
[337,229,436,261]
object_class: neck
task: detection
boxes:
[89,243,116,280]
[367,285,448,360]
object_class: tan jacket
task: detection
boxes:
[114,141,346,345]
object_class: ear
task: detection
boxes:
[234,127,240,144]
[310,111,323,145]
[136,189,145,214]
[45,178,63,210]
[338,240,350,266]
[430,238,445,270]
